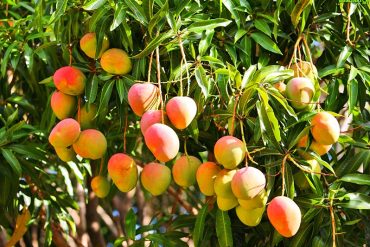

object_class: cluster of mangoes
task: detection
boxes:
[48,33,342,239]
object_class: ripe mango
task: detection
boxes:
[49,118,81,148]
[141,163,171,196]
[196,162,221,196]
[108,153,138,192]
[166,96,197,130]
[73,129,107,160]
[53,66,86,96]
[214,136,246,169]
[172,156,201,187]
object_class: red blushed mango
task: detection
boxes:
[214,136,246,169]
[311,112,340,145]
[80,32,109,59]
[214,169,237,198]
[100,48,132,75]
[144,123,179,162]
[128,83,160,116]
[53,66,86,96]
[217,196,239,211]
[297,135,332,157]
[91,176,110,198]
[141,163,171,196]
[166,96,197,130]
[72,129,107,160]
[78,104,97,130]
[196,162,221,196]
[49,118,81,147]
[140,110,166,135]
[236,206,265,226]
[51,91,76,120]
[231,167,266,199]
[54,146,75,162]
[172,156,202,187]
[286,77,315,110]
[108,153,138,192]
[267,196,301,238]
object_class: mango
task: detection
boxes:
[217,196,239,211]
[53,66,86,96]
[238,189,268,210]
[80,32,109,59]
[128,83,160,116]
[172,156,201,187]
[49,118,81,147]
[214,169,237,198]
[141,163,171,196]
[54,146,75,162]
[311,112,340,145]
[108,153,138,192]
[140,110,165,135]
[78,104,97,130]
[166,96,197,130]
[100,48,132,75]
[236,206,265,227]
[231,167,266,199]
[196,162,221,196]
[50,91,76,120]
[273,81,286,95]
[72,129,107,160]
[267,196,301,238]
[91,176,110,198]
[214,136,246,169]
[286,77,315,110]
[297,135,331,157]
[144,123,179,162]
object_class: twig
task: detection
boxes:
[178,34,191,96]
[123,113,128,153]
[346,3,354,47]
[329,202,337,247]
[288,35,304,68]
[167,187,194,214]
[155,47,165,124]
[147,52,154,83]
[281,153,289,196]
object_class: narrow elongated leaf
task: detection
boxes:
[132,31,174,58]
[347,79,358,114]
[193,204,208,247]
[2,149,22,176]
[83,0,107,11]
[340,174,370,185]
[124,0,148,25]
[125,209,137,240]
[337,46,352,68]
[187,19,232,33]
[250,32,282,55]
[110,3,126,31]
[291,0,311,27]
[86,74,99,105]
[49,0,68,24]
[96,80,114,117]
[337,193,370,210]
[215,210,233,247]
[254,19,271,37]
[195,65,210,98]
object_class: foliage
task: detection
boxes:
[0,0,369,246]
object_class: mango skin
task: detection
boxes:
[214,169,237,198]
[54,146,75,162]
[196,162,221,196]
[72,129,107,160]
[49,118,81,148]
[91,176,110,198]
[286,77,315,110]
[172,156,202,187]
[128,83,160,116]
[50,91,76,120]
[267,196,302,238]
[238,189,268,210]
[53,66,86,96]
[236,206,265,226]
[78,104,97,130]
[144,123,179,162]
[217,196,239,211]
[141,163,171,196]
[108,153,138,192]
[140,110,165,135]
[100,48,132,75]
[80,32,109,59]
[311,112,340,145]
[166,96,197,130]
[231,167,266,199]
[297,135,332,157]
[214,136,246,169]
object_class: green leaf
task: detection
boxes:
[1,149,22,176]
[250,32,282,55]
[254,19,271,37]
[116,77,133,103]
[337,46,352,68]
[340,174,370,185]
[199,30,214,56]
[1,42,18,77]
[337,193,370,210]
[195,65,210,98]
[193,204,208,247]
[125,209,137,240]
[49,0,68,24]
[86,74,99,105]
[215,210,233,247]
[148,0,169,36]
[291,0,311,27]
[347,78,358,114]
[124,0,148,25]
[132,31,174,59]
[187,19,232,33]
[96,80,114,117]
[110,3,126,31]
[83,0,107,10]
